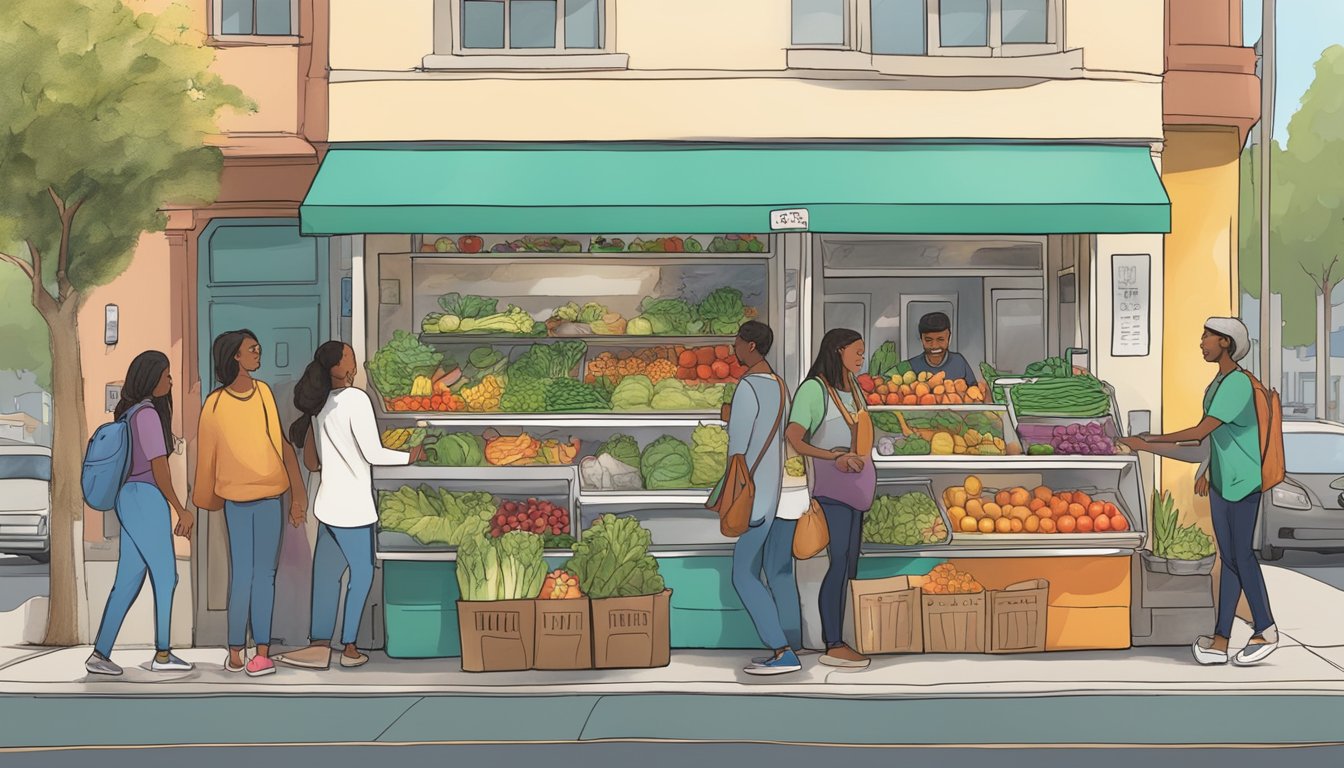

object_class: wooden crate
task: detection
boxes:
[989,579,1049,654]
[851,576,923,655]
[922,591,988,653]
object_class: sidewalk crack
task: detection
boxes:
[374,697,423,742]
[576,695,602,741]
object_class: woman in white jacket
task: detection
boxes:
[276,342,426,670]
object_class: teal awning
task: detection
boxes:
[300,143,1170,236]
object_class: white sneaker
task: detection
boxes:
[1233,626,1280,666]
[150,652,194,672]
[1192,635,1229,665]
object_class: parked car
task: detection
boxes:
[0,440,51,563]
[1282,402,1314,420]
[1256,420,1344,561]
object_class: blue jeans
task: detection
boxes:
[224,497,283,648]
[310,522,376,646]
[732,516,802,651]
[95,482,177,656]
[819,500,864,647]
[1211,490,1275,637]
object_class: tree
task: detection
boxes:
[0,267,51,390]
[1278,46,1344,417]
[0,0,249,645]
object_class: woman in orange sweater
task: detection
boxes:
[193,330,307,677]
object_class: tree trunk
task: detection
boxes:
[40,298,89,647]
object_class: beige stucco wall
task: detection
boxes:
[214,47,301,134]
[619,0,790,71]
[327,77,1162,142]
[329,0,433,72]
[77,233,191,559]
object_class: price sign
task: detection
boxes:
[770,208,809,231]
[1111,253,1150,357]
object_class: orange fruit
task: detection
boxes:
[1095,514,1113,532]
[978,517,996,533]
[1074,492,1093,508]
[1057,515,1077,534]
[1110,514,1129,532]
[1010,519,1024,533]
[1012,506,1033,521]
[960,516,979,533]
[1068,503,1086,518]
[965,476,983,497]
[1088,502,1106,518]
[996,490,1012,507]
[983,503,1003,520]
[1049,498,1068,516]
[1076,515,1095,533]
[1104,502,1119,517]
[1029,498,1046,512]
[1058,491,1073,504]
[1009,488,1031,507]
[1033,486,1053,502]
[1037,505,1054,520]
[995,517,1013,533]
[966,499,985,518]
[1040,518,1057,534]
[1024,515,1041,533]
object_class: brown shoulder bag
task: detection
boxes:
[707,376,788,538]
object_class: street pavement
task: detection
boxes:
[2,744,1343,768]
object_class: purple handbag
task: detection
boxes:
[811,454,876,512]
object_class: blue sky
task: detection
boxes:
[1243,0,1344,144]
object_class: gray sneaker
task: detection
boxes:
[85,651,123,676]
[150,652,194,672]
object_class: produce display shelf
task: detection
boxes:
[868,404,1006,413]
[859,546,1133,559]
[872,456,1139,472]
[649,545,735,557]
[949,532,1144,551]
[405,252,771,262]
[372,465,578,483]
[419,334,739,347]
[375,547,576,563]
[578,490,713,507]
[404,414,725,429]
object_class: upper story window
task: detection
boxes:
[460,0,604,51]
[792,0,1057,57]
[216,0,297,37]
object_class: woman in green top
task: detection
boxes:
[1121,317,1276,666]
[787,328,874,669]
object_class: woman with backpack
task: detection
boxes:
[786,328,875,669]
[86,351,194,676]
[1121,317,1278,666]
[274,342,425,670]
[193,330,308,677]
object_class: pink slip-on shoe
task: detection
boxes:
[246,656,276,677]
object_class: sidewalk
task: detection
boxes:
[2,566,1342,748]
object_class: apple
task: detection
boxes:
[458,235,484,253]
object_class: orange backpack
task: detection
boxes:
[1240,369,1285,492]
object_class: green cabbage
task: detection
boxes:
[611,375,655,410]
[438,293,499,320]
[596,434,641,469]
[697,287,747,336]
[640,435,693,490]
[690,425,729,487]
[638,297,696,336]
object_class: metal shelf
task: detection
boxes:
[373,465,578,483]
[420,334,737,347]
[403,414,725,428]
[860,546,1135,559]
[872,455,1139,472]
[578,490,713,507]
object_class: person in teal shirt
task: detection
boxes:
[1121,317,1276,667]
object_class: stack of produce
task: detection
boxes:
[500,341,610,413]
[690,425,729,487]
[921,563,983,595]
[547,301,627,336]
[610,375,727,412]
[871,410,1010,457]
[862,492,948,546]
[945,476,1130,535]
[586,347,681,386]
[626,289,756,338]
[490,498,571,539]
[483,432,580,466]
[859,370,984,406]
[1151,490,1215,560]
[1024,422,1116,456]
[381,427,428,450]
[579,435,643,491]
[706,235,765,253]
[1009,375,1111,418]
[676,346,746,385]
[563,514,665,599]
[538,570,584,600]
[456,530,549,601]
[368,330,444,399]
[626,236,703,253]
[460,375,503,412]
[422,293,540,337]
[377,486,494,546]
[421,432,487,467]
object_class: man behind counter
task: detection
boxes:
[907,312,981,386]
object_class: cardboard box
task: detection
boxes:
[533,597,593,670]
[922,591,988,653]
[989,579,1049,654]
[591,589,672,669]
[851,576,923,655]
[457,599,535,672]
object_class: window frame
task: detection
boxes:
[453,0,611,55]
[210,0,300,42]
[793,0,1061,59]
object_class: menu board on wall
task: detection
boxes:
[1112,254,1150,357]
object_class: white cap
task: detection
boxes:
[1204,317,1250,362]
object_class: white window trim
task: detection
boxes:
[792,0,1062,59]
[209,0,300,43]
[426,0,628,71]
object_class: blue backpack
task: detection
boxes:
[81,402,152,512]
